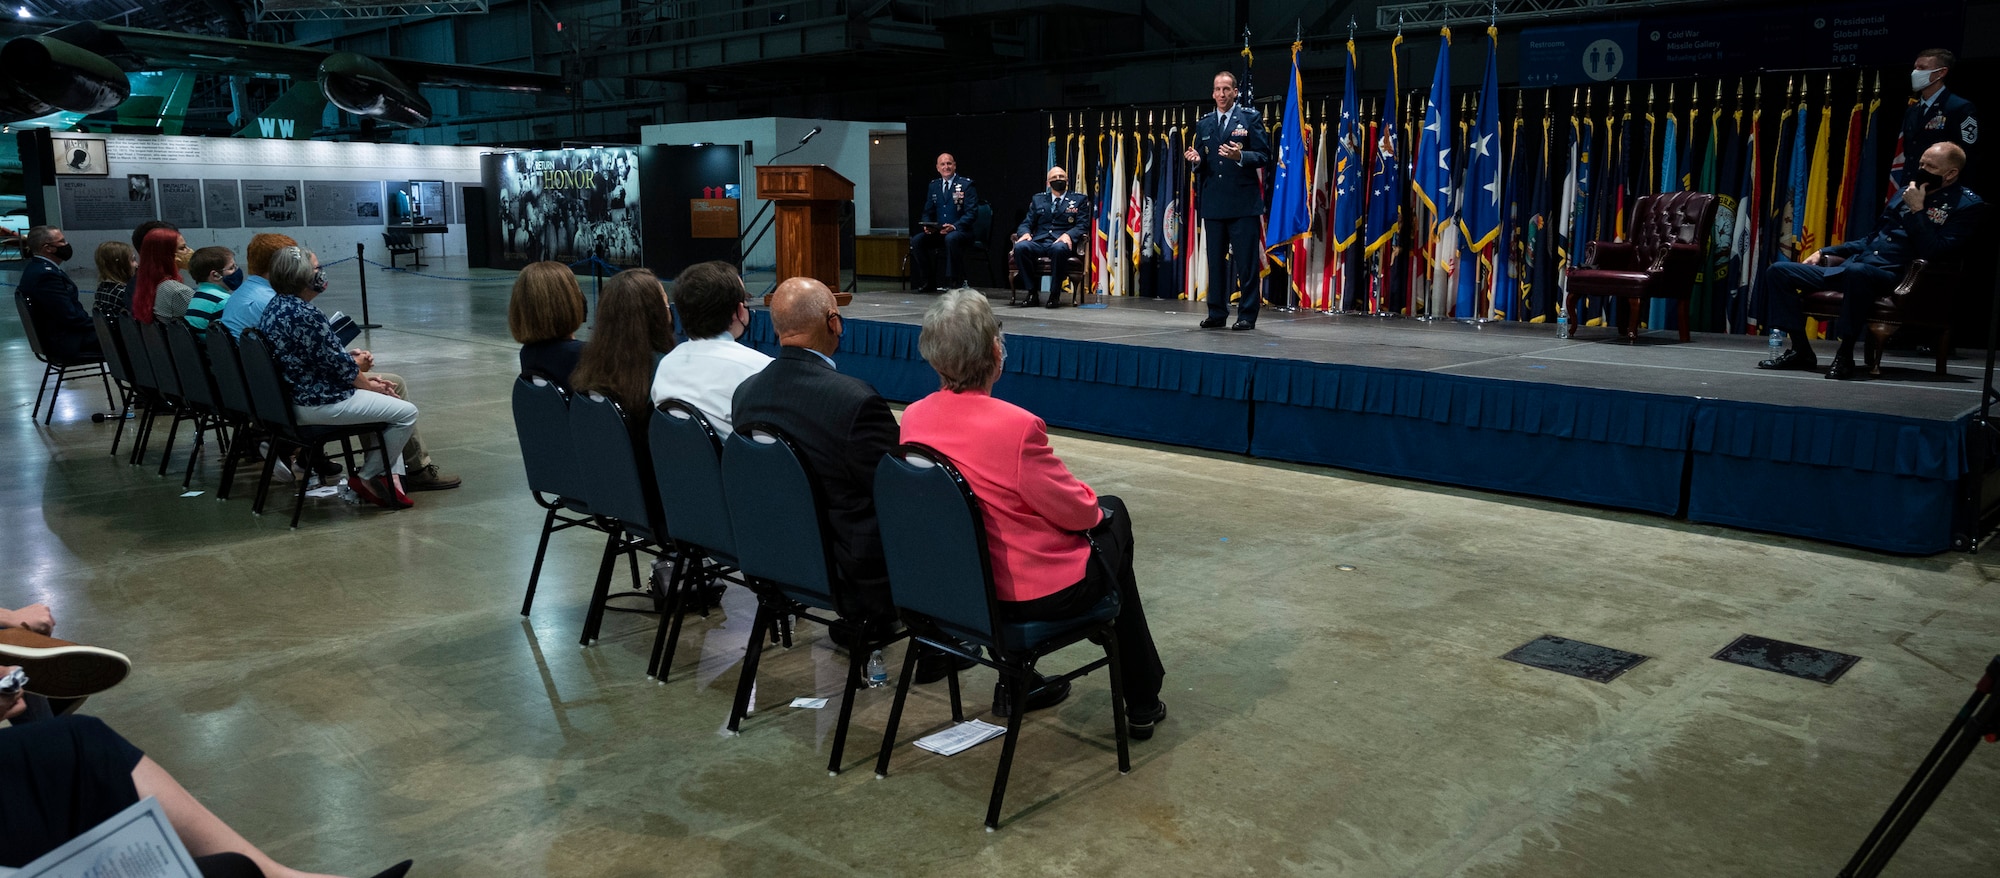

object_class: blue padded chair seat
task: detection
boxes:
[996,591,1119,653]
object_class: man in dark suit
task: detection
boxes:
[13,226,100,363]
[732,277,901,622]
[1899,48,1979,187]
[1757,142,1984,379]
[1009,165,1091,308]
[1185,71,1272,330]
[908,153,979,292]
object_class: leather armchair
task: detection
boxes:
[1004,247,1089,306]
[1562,191,1718,342]
[1802,258,1958,376]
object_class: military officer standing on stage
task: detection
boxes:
[1185,70,1272,330]
[1010,166,1092,308]
[1899,49,1979,185]
[910,153,980,292]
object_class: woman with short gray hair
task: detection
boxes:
[901,290,1168,736]
[255,246,420,509]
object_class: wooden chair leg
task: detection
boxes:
[1868,321,1896,376]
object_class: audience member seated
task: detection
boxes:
[649,260,770,438]
[508,261,588,386]
[131,219,177,253]
[184,246,237,338]
[92,240,136,317]
[898,289,1169,734]
[132,227,196,325]
[570,268,677,417]
[0,707,409,878]
[731,278,901,626]
[13,225,100,361]
[219,233,297,338]
[257,246,419,510]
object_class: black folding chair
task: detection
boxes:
[644,400,746,681]
[566,391,674,647]
[721,423,907,775]
[203,326,268,503]
[13,293,113,424]
[873,443,1129,829]
[139,320,198,478]
[112,315,169,467]
[163,319,234,490]
[236,329,391,528]
[510,374,611,619]
[90,311,137,455]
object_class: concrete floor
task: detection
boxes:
[3,261,1996,877]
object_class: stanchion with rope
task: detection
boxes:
[354,242,381,329]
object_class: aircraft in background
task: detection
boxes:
[0,20,563,130]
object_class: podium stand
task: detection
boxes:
[755,165,853,294]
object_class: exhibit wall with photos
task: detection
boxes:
[480,147,643,271]
[37,134,486,275]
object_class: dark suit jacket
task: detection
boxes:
[1191,105,1272,219]
[1014,191,1092,245]
[1899,88,1980,185]
[15,257,99,363]
[731,346,901,609]
[1824,184,1985,272]
[919,175,979,229]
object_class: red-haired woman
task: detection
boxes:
[129,227,194,324]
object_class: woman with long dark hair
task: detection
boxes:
[129,227,194,324]
[569,268,676,415]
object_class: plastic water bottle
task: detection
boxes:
[864,650,888,688]
[1556,311,1569,338]
[1768,328,1786,361]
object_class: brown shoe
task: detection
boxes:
[0,628,132,699]
[403,463,461,491]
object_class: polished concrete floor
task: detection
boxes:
[4,261,1997,877]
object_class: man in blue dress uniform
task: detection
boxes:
[1009,166,1091,308]
[910,153,979,292]
[1185,71,1273,330]
[1898,49,1979,186]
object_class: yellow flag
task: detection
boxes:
[1801,104,1833,257]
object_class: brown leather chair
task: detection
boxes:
[1004,247,1088,307]
[1562,191,1718,342]
[1800,259,1958,376]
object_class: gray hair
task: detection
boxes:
[268,245,317,296]
[24,225,60,252]
[919,288,1002,392]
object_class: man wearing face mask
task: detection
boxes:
[1898,50,1979,188]
[1757,142,1984,379]
[13,225,101,362]
[1009,166,1091,308]
[649,259,771,438]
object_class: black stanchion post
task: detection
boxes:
[355,242,381,329]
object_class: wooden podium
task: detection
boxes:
[755,165,853,294]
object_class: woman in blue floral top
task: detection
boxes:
[255,247,420,509]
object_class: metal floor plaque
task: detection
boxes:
[1501,635,1650,683]
[1712,634,1861,685]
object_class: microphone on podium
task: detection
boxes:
[799,126,823,145]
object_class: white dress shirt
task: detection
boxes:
[650,333,773,438]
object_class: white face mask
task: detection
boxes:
[1912,68,1940,93]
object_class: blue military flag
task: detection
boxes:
[1459,25,1503,256]
[1364,35,1404,260]
[1331,38,1364,254]
[1263,40,1313,291]
[1413,28,1454,233]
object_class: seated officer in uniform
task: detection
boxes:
[909,153,979,292]
[1009,166,1091,308]
[1757,142,1984,379]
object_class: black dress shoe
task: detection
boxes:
[1231,320,1256,331]
[1127,700,1168,741]
[1825,356,1856,380]
[1044,298,1062,309]
[1756,348,1818,371]
[1012,297,1040,308]
[1199,317,1227,329]
[992,675,1072,717]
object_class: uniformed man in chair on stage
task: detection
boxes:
[1756,142,1984,380]
[1899,49,1979,186]
[909,153,979,293]
[1185,71,1272,330]
[1010,166,1091,308]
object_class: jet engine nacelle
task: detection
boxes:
[0,36,130,122]
[318,52,431,128]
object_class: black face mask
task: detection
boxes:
[51,243,73,262]
[222,266,245,291]
[1909,168,1948,193]
[1049,179,1068,193]
[308,268,329,295]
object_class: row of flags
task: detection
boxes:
[1052,33,1907,336]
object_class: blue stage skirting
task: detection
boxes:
[744,314,1968,554]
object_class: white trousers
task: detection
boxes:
[293,389,419,479]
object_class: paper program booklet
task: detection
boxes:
[0,797,202,878]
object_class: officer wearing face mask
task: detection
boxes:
[1010,166,1092,308]
[1757,142,1984,380]
[13,225,102,362]
[1899,48,1979,187]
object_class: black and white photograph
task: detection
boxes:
[487,146,642,269]
[51,137,108,175]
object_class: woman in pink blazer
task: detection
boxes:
[899,290,1167,739]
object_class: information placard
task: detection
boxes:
[55,178,158,231]
[242,180,302,227]
[304,180,385,226]
[158,179,204,228]
[204,180,242,229]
